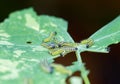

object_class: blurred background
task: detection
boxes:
[0,0,120,84]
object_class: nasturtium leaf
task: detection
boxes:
[0,8,80,84]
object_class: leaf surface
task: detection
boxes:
[83,16,120,53]
[0,8,79,84]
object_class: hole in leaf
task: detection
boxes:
[26,41,32,44]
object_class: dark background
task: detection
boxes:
[0,0,120,84]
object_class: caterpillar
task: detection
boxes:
[57,42,80,47]
[49,48,65,56]
[80,38,94,48]
[51,63,72,75]
[43,32,57,43]
[39,59,72,75]
[49,46,78,56]
[39,59,53,73]
[41,42,59,49]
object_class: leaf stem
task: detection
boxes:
[75,50,90,84]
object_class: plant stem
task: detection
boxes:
[75,50,90,84]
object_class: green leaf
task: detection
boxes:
[0,8,81,84]
[3,7,120,84]
[82,16,120,53]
